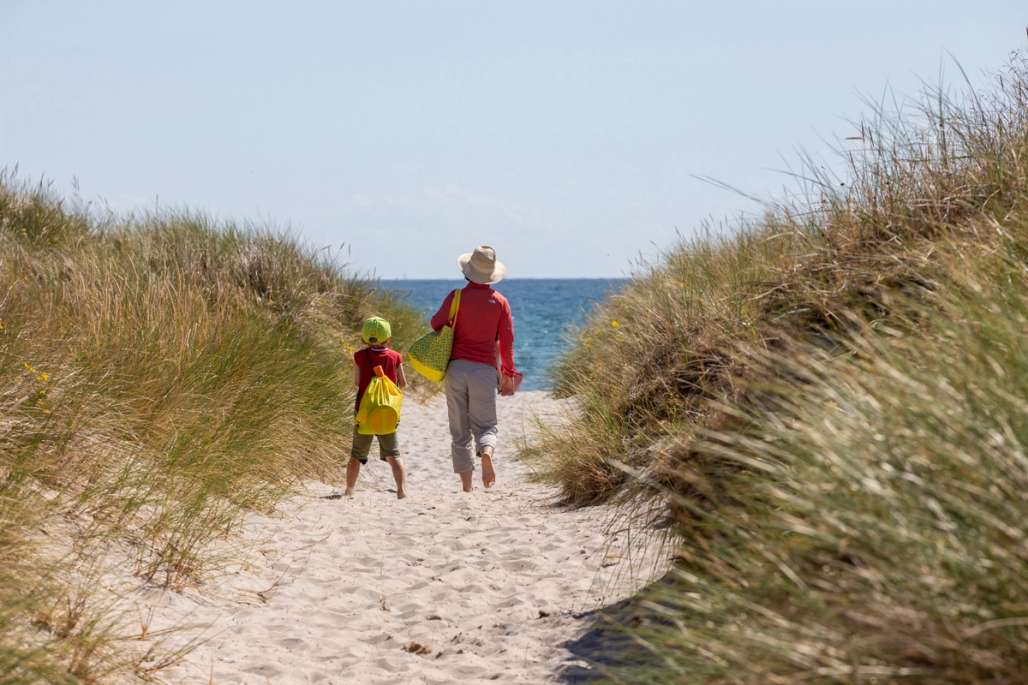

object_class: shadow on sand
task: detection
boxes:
[558,572,676,683]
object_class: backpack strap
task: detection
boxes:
[448,289,462,328]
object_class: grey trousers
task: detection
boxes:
[444,359,498,473]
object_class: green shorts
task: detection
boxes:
[350,428,400,464]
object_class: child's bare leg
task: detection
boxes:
[458,470,473,493]
[479,447,496,488]
[386,456,406,499]
[344,459,362,496]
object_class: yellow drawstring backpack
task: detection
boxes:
[355,365,403,435]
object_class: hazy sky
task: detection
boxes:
[2,3,1025,277]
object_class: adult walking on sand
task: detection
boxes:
[431,245,521,493]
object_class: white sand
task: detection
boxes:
[126,391,667,684]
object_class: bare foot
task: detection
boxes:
[343,488,354,498]
[481,452,496,489]
[459,471,473,493]
[396,489,406,499]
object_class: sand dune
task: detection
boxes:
[125,391,666,684]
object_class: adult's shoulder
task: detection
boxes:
[491,288,512,308]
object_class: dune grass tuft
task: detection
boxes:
[534,53,1028,508]
[0,174,422,681]
[592,231,1028,683]
[531,52,1028,681]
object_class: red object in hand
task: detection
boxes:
[499,372,523,396]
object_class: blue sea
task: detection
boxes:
[380,279,627,391]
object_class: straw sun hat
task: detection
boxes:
[458,245,506,284]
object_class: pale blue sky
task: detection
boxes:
[2,2,1024,277]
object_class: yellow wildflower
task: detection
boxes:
[610,319,621,330]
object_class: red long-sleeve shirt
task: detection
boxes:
[431,282,517,376]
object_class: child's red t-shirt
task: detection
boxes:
[354,346,402,412]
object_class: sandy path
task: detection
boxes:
[132,392,665,684]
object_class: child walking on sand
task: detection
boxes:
[346,316,408,499]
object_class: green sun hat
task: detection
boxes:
[361,316,392,344]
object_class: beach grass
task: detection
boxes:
[0,175,422,681]
[534,52,1028,506]
[528,52,1028,680]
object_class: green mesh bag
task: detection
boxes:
[408,289,461,382]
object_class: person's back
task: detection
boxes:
[431,281,516,377]
[353,346,402,412]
